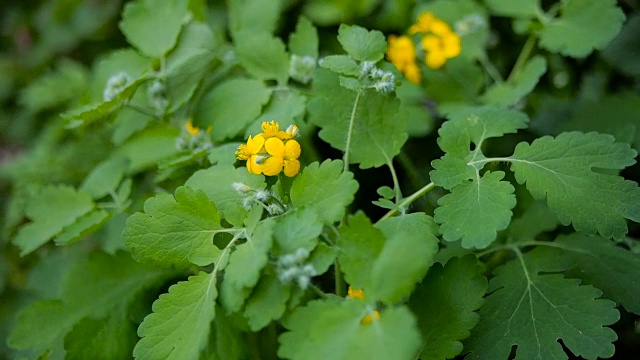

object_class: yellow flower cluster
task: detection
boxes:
[409,12,461,69]
[236,121,301,177]
[387,12,461,83]
[347,286,380,325]
[185,119,211,135]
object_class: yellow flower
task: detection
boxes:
[387,35,421,84]
[403,12,462,70]
[186,119,212,135]
[262,137,301,177]
[235,135,266,175]
[347,286,380,325]
[361,311,381,325]
[236,121,301,177]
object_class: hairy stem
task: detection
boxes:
[343,90,363,172]
[507,34,537,82]
[378,181,436,221]
[386,157,402,204]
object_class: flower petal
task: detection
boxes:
[265,137,285,157]
[262,156,283,176]
[247,135,265,154]
[284,159,300,177]
[284,139,301,159]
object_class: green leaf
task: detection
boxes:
[165,22,218,112]
[19,59,88,113]
[119,0,188,58]
[13,185,94,255]
[309,69,408,169]
[409,256,487,360]
[134,272,218,360]
[336,24,387,62]
[434,105,529,158]
[235,31,290,84]
[510,131,640,239]
[539,0,625,58]
[464,249,619,360]
[602,14,640,76]
[65,310,136,360]
[279,299,421,360]
[54,208,111,245]
[289,16,319,58]
[540,234,640,315]
[318,55,361,76]
[337,212,385,291]
[228,0,281,37]
[244,273,291,331]
[273,207,323,254]
[62,77,148,129]
[370,213,439,303]
[123,186,222,269]
[290,160,359,224]
[508,201,558,241]
[220,220,274,313]
[308,242,338,275]
[80,156,129,199]
[482,56,547,107]
[244,90,307,138]
[193,78,272,141]
[484,0,541,18]
[9,253,174,357]
[434,171,516,249]
[185,165,266,227]
[113,126,180,173]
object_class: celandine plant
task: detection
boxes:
[2,0,640,359]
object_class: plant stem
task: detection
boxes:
[479,53,504,84]
[309,284,327,299]
[378,181,436,221]
[386,157,402,204]
[343,90,362,172]
[507,34,537,82]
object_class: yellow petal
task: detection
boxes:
[262,156,283,176]
[426,51,446,69]
[265,137,285,157]
[247,156,264,174]
[421,34,441,51]
[430,19,452,36]
[284,159,300,177]
[404,63,421,84]
[284,139,301,159]
[442,35,462,58]
[361,311,380,325]
[348,287,365,300]
[247,135,265,154]
[186,120,200,135]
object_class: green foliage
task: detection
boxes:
[409,256,487,360]
[134,272,218,360]
[510,132,640,239]
[124,186,222,269]
[464,249,619,359]
[3,0,640,359]
[279,299,422,360]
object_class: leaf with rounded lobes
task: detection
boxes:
[290,160,359,224]
[434,171,516,249]
[185,165,267,227]
[538,233,640,315]
[337,24,387,62]
[484,0,541,17]
[119,0,188,58]
[80,156,129,200]
[370,213,439,303]
[244,273,291,331]
[464,249,619,360]
[308,69,408,169]
[337,212,385,291]
[410,255,487,360]
[193,78,272,142]
[235,31,290,85]
[289,16,318,58]
[134,272,218,360]
[273,207,323,254]
[539,0,625,58]
[13,185,95,256]
[319,55,361,76]
[510,131,640,240]
[123,186,222,269]
[279,299,421,360]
